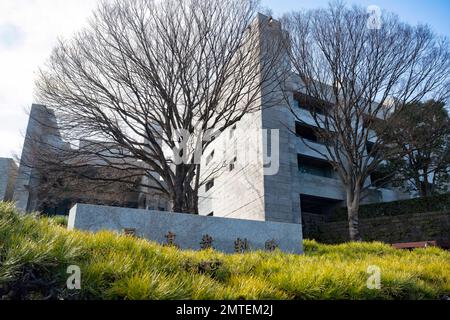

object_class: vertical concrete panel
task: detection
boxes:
[0,158,17,201]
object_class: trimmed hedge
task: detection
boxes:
[332,193,450,221]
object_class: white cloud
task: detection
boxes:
[0,0,102,159]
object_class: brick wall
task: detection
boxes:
[303,211,450,244]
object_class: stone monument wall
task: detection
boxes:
[68,204,303,254]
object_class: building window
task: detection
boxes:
[293,92,326,115]
[366,141,378,156]
[206,179,215,192]
[298,155,334,178]
[230,124,237,139]
[206,150,215,166]
[370,171,389,188]
[295,122,320,143]
[229,156,237,171]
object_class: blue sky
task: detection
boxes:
[262,0,450,38]
[0,0,449,159]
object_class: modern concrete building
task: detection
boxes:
[0,158,18,201]
[13,104,66,212]
[197,14,410,229]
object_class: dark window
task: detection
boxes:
[229,156,237,171]
[370,171,388,188]
[295,122,320,143]
[206,179,215,192]
[300,194,341,215]
[293,92,326,115]
[230,125,237,139]
[206,150,215,166]
[207,212,214,217]
[298,155,335,178]
[366,141,380,157]
[366,142,375,154]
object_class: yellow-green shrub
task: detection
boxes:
[0,202,449,300]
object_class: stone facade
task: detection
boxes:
[197,14,410,230]
[13,104,65,212]
[68,204,303,254]
[0,158,18,201]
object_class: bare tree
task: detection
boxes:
[13,104,160,213]
[34,165,144,213]
[35,0,286,213]
[282,3,450,240]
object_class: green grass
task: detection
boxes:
[47,215,69,228]
[0,202,449,300]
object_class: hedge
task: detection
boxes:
[331,193,450,221]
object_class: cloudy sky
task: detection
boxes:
[1,0,449,160]
[0,0,99,159]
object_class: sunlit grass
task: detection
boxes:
[0,202,449,300]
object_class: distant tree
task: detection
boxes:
[379,101,450,197]
[282,3,450,240]
[34,0,286,214]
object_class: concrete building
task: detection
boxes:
[197,14,410,228]
[13,104,170,215]
[0,158,18,201]
[13,104,66,212]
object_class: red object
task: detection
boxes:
[392,241,438,249]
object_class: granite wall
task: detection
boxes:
[69,204,303,254]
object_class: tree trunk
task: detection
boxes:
[171,164,199,214]
[172,164,186,213]
[346,187,362,241]
[192,164,201,214]
[172,188,185,213]
[419,181,427,197]
[347,204,362,241]
[419,179,432,197]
